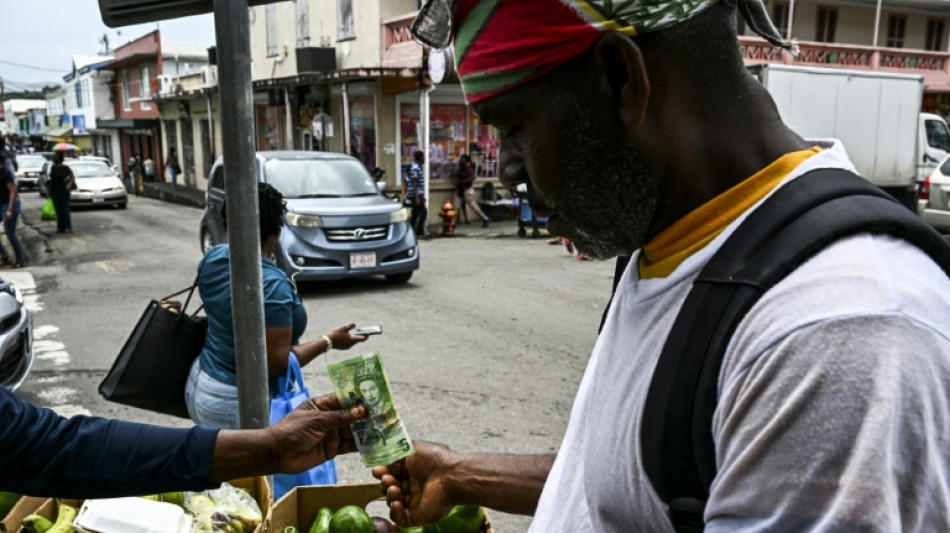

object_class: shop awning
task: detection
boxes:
[43,125,73,139]
[96,119,161,129]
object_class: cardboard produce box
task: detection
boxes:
[7,477,271,533]
[1,497,46,533]
[270,483,492,533]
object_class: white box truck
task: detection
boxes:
[751,64,950,210]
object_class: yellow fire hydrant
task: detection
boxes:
[440,199,457,236]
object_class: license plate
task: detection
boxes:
[350,252,376,269]
[93,197,104,203]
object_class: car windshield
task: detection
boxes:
[263,159,378,199]
[17,156,45,167]
[70,163,114,178]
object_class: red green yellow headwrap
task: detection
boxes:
[412,0,797,103]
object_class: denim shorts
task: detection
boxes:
[185,358,240,429]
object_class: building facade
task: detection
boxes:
[246,0,494,225]
[62,54,116,158]
[740,0,950,117]
[98,30,210,184]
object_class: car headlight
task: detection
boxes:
[286,213,323,227]
[389,208,409,223]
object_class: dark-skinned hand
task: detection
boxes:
[266,393,365,474]
[371,440,458,527]
[326,322,369,351]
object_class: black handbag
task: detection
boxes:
[99,277,207,419]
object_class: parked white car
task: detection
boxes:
[69,161,128,209]
[15,154,46,190]
[918,153,950,230]
[79,155,119,177]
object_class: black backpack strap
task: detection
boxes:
[640,168,950,531]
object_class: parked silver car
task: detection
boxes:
[0,277,34,391]
[919,154,950,230]
[15,154,46,190]
[199,151,419,284]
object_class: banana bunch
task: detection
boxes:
[22,501,78,533]
[182,485,262,533]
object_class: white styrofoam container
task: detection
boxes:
[74,498,192,533]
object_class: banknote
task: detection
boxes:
[327,350,414,467]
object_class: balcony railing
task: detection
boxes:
[739,36,950,91]
[382,12,422,69]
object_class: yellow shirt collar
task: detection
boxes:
[639,148,821,279]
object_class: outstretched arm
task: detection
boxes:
[0,387,363,498]
[373,440,554,527]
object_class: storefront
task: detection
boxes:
[394,84,500,182]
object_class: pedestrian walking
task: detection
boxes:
[185,183,369,429]
[0,156,25,268]
[402,150,428,239]
[48,152,74,234]
[143,156,155,182]
[454,154,490,227]
[166,148,181,189]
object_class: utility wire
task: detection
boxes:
[0,59,64,73]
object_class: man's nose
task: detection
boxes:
[497,148,528,188]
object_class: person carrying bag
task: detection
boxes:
[99,277,206,419]
[270,351,337,499]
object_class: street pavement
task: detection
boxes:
[8,190,615,532]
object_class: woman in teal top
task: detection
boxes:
[185,183,368,429]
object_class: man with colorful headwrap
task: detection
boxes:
[373,0,950,531]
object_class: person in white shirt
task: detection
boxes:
[372,1,950,532]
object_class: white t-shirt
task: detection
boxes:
[529,143,950,532]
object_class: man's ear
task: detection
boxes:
[591,32,650,130]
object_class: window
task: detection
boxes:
[772,2,790,39]
[886,14,907,48]
[74,81,83,108]
[266,4,278,57]
[815,6,837,43]
[121,70,131,111]
[926,119,950,152]
[925,19,946,51]
[140,66,151,110]
[296,0,310,48]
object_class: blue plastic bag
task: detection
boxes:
[270,351,337,499]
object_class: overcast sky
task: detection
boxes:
[0,0,216,92]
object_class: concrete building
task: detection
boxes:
[740,0,950,118]
[98,30,210,185]
[61,54,116,157]
[2,100,47,137]
[245,0,487,225]
[152,58,221,191]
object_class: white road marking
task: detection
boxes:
[4,272,89,416]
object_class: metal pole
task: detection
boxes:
[284,87,294,150]
[212,0,269,430]
[206,93,215,161]
[786,0,796,41]
[421,87,431,222]
[342,81,351,155]
[872,0,883,47]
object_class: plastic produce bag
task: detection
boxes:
[41,198,57,221]
[184,483,262,533]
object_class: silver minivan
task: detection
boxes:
[199,151,419,284]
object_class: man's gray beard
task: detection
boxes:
[544,108,660,261]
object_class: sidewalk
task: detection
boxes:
[141,182,206,209]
